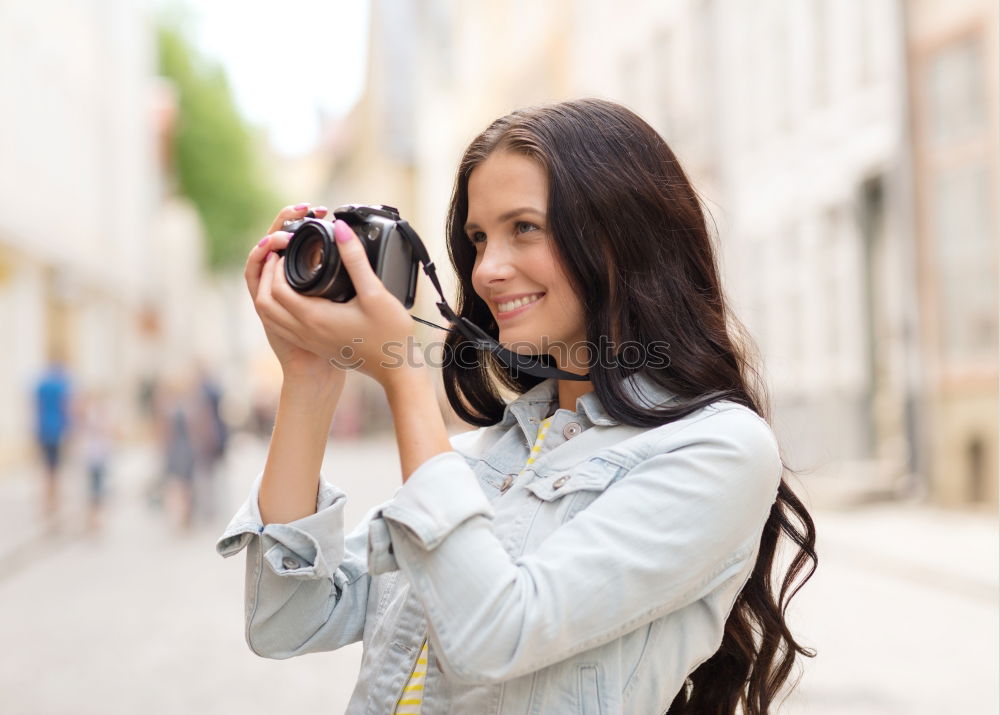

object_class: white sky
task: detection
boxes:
[174,0,370,156]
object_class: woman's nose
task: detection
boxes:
[474,243,515,285]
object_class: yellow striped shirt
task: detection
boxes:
[523,415,554,472]
[393,639,429,714]
[392,415,556,714]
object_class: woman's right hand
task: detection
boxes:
[246,203,344,388]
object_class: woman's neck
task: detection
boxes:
[548,334,592,413]
[557,378,593,413]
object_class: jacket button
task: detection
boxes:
[552,475,570,489]
[500,475,514,493]
[281,556,300,570]
[562,422,582,439]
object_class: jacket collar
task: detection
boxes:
[498,371,677,434]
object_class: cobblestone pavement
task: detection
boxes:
[0,435,996,714]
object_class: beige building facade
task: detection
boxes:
[905,0,998,505]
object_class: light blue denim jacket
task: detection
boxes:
[216,372,782,714]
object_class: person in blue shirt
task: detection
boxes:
[34,359,72,521]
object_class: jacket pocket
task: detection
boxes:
[524,458,623,521]
[475,460,513,500]
[525,458,621,501]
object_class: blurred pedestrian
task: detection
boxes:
[33,358,72,523]
[158,376,197,530]
[78,388,114,534]
[249,387,277,439]
[192,365,229,524]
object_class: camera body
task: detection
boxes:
[281,204,419,308]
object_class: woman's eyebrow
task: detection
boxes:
[464,207,545,232]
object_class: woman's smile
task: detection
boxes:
[495,292,546,320]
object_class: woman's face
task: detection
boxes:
[466,150,587,368]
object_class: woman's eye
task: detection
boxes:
[468,231,486,245]
[514,221,539,234]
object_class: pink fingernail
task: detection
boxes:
[257,236,269,247]
[293,202,309,210]
[334,220,352,243]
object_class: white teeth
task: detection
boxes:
[498,294,544,313]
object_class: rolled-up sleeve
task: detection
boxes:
[373,407,783,684]
[365,451,495,576]
[217,474,349,578]
[215,473,377,658]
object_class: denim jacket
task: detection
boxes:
[216,372,782,714]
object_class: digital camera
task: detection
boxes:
[281,204,419,308]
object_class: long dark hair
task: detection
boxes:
[441,98,817,713]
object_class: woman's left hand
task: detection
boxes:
[256,218,419,389]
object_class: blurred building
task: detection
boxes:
[323,0,996,505]
[0,3,220,466]
[0,1,156,464]
[904,0,998,505]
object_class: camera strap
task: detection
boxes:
[395,220,590,382]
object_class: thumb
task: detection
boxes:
[334,219,381,298]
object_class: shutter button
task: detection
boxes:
[500,475,514,493]
[562,422,582,439]
[552,475,570,489]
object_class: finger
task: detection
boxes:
[245,231,292,299]
[256,252,309,334]
[313,205,330,218]
[333,219,383,300]
[268,202,314,234]
[269,256,321,320]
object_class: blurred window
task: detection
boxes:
[921,33,997,365]
[821,207,842,362]
[930,161,997,362]
[926,38,985,146]
[785,223,803,377]
[812,0,828,107]
[424,0,454,84]
[857,0,873,85]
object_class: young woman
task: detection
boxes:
[217,98,817,714]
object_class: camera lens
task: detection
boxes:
[283,220,355,301]
[302,235,324,278]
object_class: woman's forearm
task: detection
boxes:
[259,376,343,525]
[383,364,452,483]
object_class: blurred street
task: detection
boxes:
[0,433,401,715]
[0,434,996,715]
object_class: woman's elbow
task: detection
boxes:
[245,617,305,660]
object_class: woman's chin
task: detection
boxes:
[497,333,543,354]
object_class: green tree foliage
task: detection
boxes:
[157,23,278,269]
